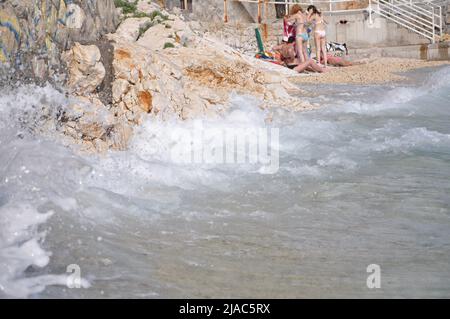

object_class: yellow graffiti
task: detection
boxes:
[0,8,21,61]
[0,51,6,63]
[45,34,53,51]
[41,0,46,22]
[48,0,57,27]
[58,0,67,23]
[0,10,22,38]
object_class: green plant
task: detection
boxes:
[163,42,175,49]
[114,0,138,15]
[133,11,151,18]
[150,10,169,21]
[138,21,153,39]
[132,9,170,22]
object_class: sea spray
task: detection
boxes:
[0,67,449,297]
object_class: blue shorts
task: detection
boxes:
[297,33,309,41]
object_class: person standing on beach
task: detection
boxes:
[285,5,308,64]
[307,5,327,67]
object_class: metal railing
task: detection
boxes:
[223,0,445,42]
[223,0,370,23]
[368,0,444,43]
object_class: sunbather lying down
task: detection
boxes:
[292,59,327,73]
[273,43,354,72]
[321,54,353,67]
[273,43,326,73]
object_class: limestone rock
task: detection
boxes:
[112,79,130,103]
[6,3,310,154]
[137,0,163,14]
[115,17,152,42]
[61,96,132,153]
[66,4,86,29]
[63,43,106,95]
[109,123,133,151]
[32,57,47,79]
[137,23,176,51]
[107,15,304,125]
[137,91,153,113]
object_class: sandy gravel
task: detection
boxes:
[291,58,450,85]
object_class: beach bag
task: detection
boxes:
[326,42,348,56]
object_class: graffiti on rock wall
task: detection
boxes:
[0,0,85,65]
[0,6,22,62]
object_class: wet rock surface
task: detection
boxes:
[1,0,310,153]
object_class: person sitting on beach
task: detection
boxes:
[272,42,326,73]
[307,5,327,67]
[285,4,309,64]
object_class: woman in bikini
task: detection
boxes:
[285,4,308,64]
[307,5,327,67]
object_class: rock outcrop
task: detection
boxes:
[2,0,309,154]
[0,0,122,152]
[104,3,305,126]
[62,43,106,95]
[60,96,133,152]
[0,0,118,82]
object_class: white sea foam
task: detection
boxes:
[0,204,63,297]
[334,66,450,114]
[0,66,450,298]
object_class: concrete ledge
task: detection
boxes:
[348,42,450,61]
[427,42,450,61]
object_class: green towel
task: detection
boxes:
[255,28,265,54]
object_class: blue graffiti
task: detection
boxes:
[34,15,41,26]
[65,8,75,20]
[0,21,21,43]
[0,42,9,60]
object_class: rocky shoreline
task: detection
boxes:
[1,0,312,154]
[1,0,448,154]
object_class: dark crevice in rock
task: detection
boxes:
[96,38,115,107]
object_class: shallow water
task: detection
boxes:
[1,67,449,298]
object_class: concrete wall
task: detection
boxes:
[188,1,430,47]
[263,12,429,49]
[324,12,429,48]
[348,41,450,60]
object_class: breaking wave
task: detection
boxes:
[1,66,450,298]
